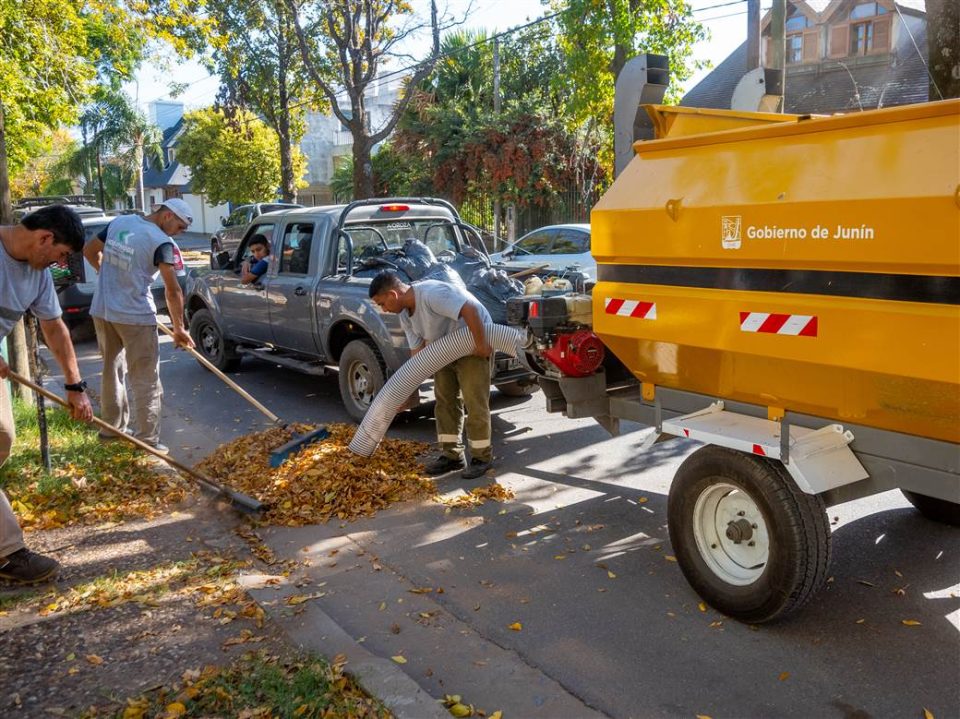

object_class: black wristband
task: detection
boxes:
[64,380,87,393]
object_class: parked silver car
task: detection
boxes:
[489,223,594,279]
[210,202,302,255]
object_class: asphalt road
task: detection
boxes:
[51,334,960,718]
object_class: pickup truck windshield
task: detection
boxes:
[346,219,459,258]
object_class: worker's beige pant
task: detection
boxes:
[434,355,492,463]
[0,380,26,559]
[93,318,163,446]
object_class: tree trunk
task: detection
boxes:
[278,79,295,203]
[7,320,33,405]
[0,99,11,224]
[352,131,374,199]
[927,0,960,100]
[277,16,297,203]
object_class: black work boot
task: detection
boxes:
[462,458,492,479]
[0,549,60,584]
[423,454,465,476]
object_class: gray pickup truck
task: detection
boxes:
[184,198,537,421]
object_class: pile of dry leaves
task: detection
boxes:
[196,424,435,526]
[7,453,189,531]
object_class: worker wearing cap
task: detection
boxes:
[83,199,195,453]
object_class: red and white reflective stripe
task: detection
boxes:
[604,297,657,320]
[739,312,818,337]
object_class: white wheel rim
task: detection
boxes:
[349,361,374,407]
[692,481,769,586]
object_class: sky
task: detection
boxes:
[127,0,768,115]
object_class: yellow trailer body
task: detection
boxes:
[592,100,960,443]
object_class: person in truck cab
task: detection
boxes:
[240,234,271,285]
[369,270,494,480]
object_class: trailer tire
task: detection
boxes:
[901,491,960,526]
[189,309,241,373]
[668,446,832,623]
[339,339,386,423]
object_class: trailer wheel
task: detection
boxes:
[338,339,386,423]
[901,491,960,526]
[668,446,832,623]
[189,309,241,372]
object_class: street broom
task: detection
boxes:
[157,322,329,466]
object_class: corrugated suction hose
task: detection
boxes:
[348,323,523,456]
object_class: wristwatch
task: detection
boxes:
[64,380,88,393]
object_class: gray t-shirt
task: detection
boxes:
[90,214,182,325]
[399,280,491,349]
[0,237,62,340]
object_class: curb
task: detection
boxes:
[241,576,448,719]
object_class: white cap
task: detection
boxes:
[160,198,193,226]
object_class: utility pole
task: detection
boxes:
[492,37,501,251]
[769,0,787,111]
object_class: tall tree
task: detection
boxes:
[926,0,959,99]
[285,0,449,199]
[177,106,306,205]
[0,0,95,221]
[551,0,706,158]
[204,0,322,203]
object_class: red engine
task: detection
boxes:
[541,329,605,377]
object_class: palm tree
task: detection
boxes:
[64,89,162,210]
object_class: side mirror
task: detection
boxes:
[211,250,231,270]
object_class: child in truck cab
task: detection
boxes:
[241,235,271,284]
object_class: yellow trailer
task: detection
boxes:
[508,61,959,622]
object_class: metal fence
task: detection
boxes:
[457,186,599,251]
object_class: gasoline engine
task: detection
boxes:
[506,293,605,378]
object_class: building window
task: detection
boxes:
[787,34,804,63]
[850,21,874,54]
[849,2,887,19]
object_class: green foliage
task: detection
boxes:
[177,107,306,206]
[391,23,608,211]
[551,0,708,145]
[0,0,96,174]
[330,143,432,202]
[201,0,321,202]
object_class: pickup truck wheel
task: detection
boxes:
[901,491,960,526]
[496,380,540,397]
[189,308,241,373]
[668,446,831,623]
[339,339,386,423]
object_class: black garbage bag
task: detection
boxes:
[466,267,524,324]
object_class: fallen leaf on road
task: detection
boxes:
[923,708,935,719]
[490,712,503,719]
[392,655,407,664]
[901,619,922,626]
[778,672,790,681]
[85,655,104,666]
[409,587,434,594]
[508,622,522,631]
[449,704,472,717]
[665,555,677,562]
[607,571,616,579]
[164,702,187,717]
[698,602,707,612]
